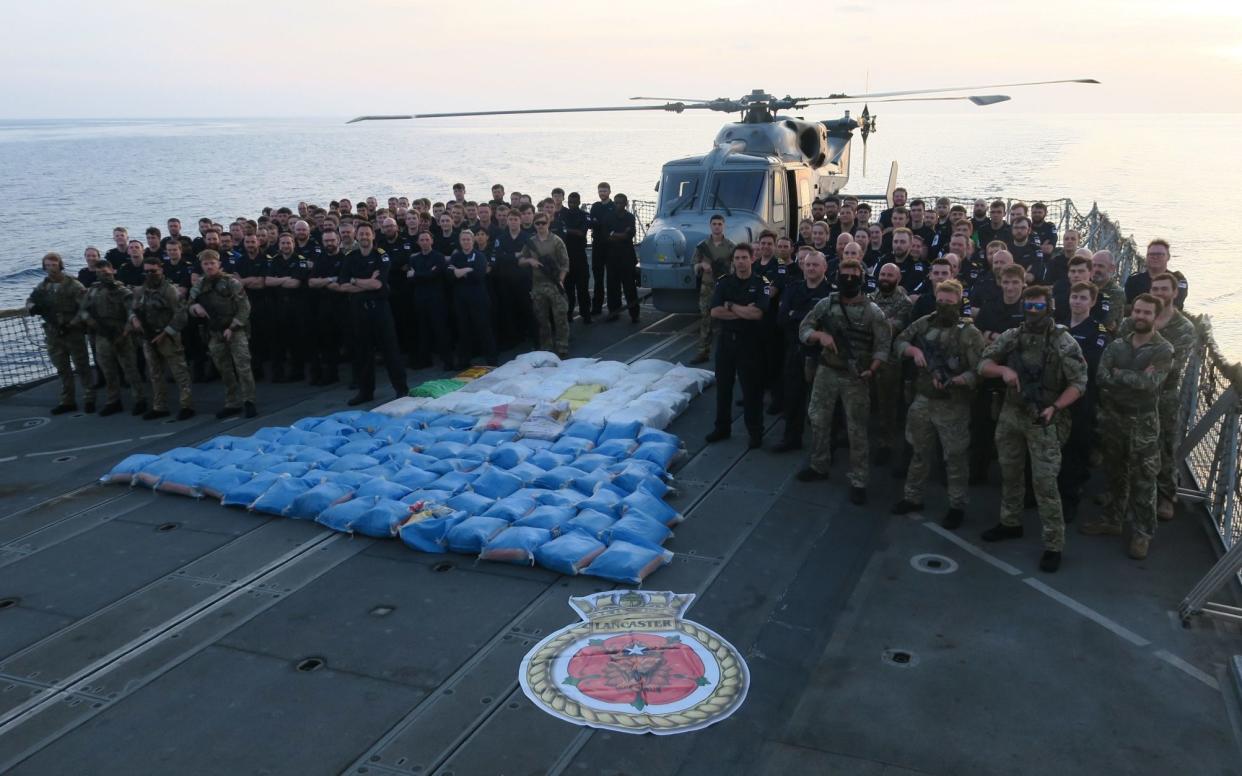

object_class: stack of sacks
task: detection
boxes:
[102,405,690,584]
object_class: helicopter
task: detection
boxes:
[349,78,1098,313]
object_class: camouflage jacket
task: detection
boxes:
[979,321,1088,417]
[799,293,891,374]
[27,275,85,331]
[131,279,187,338]
[1119,310,1196,394]
[895,313,985,401]
[693,238,736,285]
[1097,331,1174,415]
[76,279,134,338]
[190,274,250,332]
[1095,279,1126,333]
[520,234,569,289]
[869,286,913,345]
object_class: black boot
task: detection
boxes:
[99,401,123,417]
[981,523,1024,542]
[890,499,923,515]
[131,399,148,416]
[941,508,965,530]
[1039,550,1062,573]
[849,486,867,505]
[244,401,257,418]
[50,403,76,415]
[796,467,829,482]
[704,428,730,444]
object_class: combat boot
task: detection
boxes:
[1127,535,1150,560]
[84,401,96,414]
[942,508,965,530]
[981,523,1024,542]
[849,486,867,505]
[890,499,923,515]
[131,399,148,416]
[1078,521,1122,536]
[215,405,242,419]
[1157,499,1174,521]
[244,401,257,419]
[704,428,730,444]
[796,467,829,482]
[1039,551,1062,573]
[176,407,195,421]
[50,403,76,415]
[142,408,170,420]
[689,351,710,365]
[770,439,802,453]
[99,402,123,417]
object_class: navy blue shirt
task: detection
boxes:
[449,250,488,292]
[710,271,770,335]
[340,247,390,300]
[409,250,449,290]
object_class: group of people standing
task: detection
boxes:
[697,191,1193,573]
[27,183,643,419]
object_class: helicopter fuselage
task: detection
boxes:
[639,114,858,313]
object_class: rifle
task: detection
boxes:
[822,295,861,378]
[916,332,954,393]
[1012,354,1048,423]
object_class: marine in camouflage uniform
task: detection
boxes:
[130,260,194,418]
[978,300,1087,568]
[190,252,255,415]
[892,300,985,525]
[76,264,146,413]
[1093,277,1126,334]
[521,227,571,358]
[691,231,736,362]
[1118,307,1197,517]
[27,256,92,412]
[1090,327,1173,551]
[798,282,891,493]
[869,277,913,458]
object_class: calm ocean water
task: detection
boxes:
[2,113,1239,357]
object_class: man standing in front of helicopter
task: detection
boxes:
[690,214,736,364]
[588,182,614,317]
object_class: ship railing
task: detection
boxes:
[0,307,63,394]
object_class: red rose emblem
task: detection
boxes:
[565,633,708,710]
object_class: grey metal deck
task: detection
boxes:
[0,309,1238,776]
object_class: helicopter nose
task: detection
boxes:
[652,227,687,263]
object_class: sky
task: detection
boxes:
[4,0,1242,118]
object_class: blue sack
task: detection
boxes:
[637,427,680,447]
[527,450,575,471]
[611,462,667,493]
[570,468,613,497]
[356,479,413,501]
[400,429,437,450]
[198,434,269,452]
[535,489,587,508]
[153,462,211,498]
[342,411,389,433]
[291,416,324,432]
[632,442,679,470]
[445,515,510,554]
[287,446,338,468]
[287,482,354,520]
[250,477,312,516]
[401,488,455,507]
[352,498,413,538]
[372,423,409,445]
[605,513,673,548]
[313,419,355,437]
[429,427,475,444]
[429,414,478,430]
[100,453,160,485]
[371,443,414,463]
[279,428,329,448]
[514,505,576,535]
[165,446,223,467]
[199,467,254,500]
[268,461,312,477]
[581,540,674,584]
[534,532,607,576]
[592,438,639,459]
[577,488,623,518]
[221,472,282,508]
[620,491,682,526]
[322,470,373,489]
[398,509,466,553]
[425,441,467,459]
[329,454,381,472]
[132,457,189,489]
[254,426,289,442]
[482,495,538,522]
[503,462,546,484]
[459,444,496,463]
[428,470,478,495]
[550,436,594,456]
[401,409,440,428]
[336,438,384,457]
[447,491,495,516]
[599,419,643,443]
[471,466,523,500]
[565,509,617,541]
[533,466,587,490]
[476,430,517,447]
[488,442,531,469]
[480,527,553,565]
[391,466,439,490]
[570,454,614,473]
[561,421,603,444]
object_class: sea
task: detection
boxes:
[2,112,1240,359]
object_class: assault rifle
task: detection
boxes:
[917,333,953,388]
[1012,356,1049,424]
[823,296,861,378]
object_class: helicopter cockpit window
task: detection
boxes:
[707,171,764,213]
[659,170,701,216]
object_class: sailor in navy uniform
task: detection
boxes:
[704,244,770,449]
[448,230,498,369]
[339,223,407,405]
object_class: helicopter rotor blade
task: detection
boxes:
[408,103,701,119]
[346,115,414,124]
[804,94,1012,107]
[800,78,1098,102]
[628,96,715,104]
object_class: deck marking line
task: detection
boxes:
[138,432,174,440]
[1023,577,1151,647]
[922,523,1023,576]
[1153,649,1220,691]
[25,439,133,457]
[0,456,16,463]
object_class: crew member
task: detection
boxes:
[77,258,147,417]
[337,223,408,405]
[773,250,831,452]
[588,182,614,317]
[27,252,91,414]
[559,192,592,324]
[449,230,499,368]
[521,215,571,357]
[130,255,194,420]
[704,244,769,448]
[606,194,641,323]
[189,251,257,419]
[690,214,735,364]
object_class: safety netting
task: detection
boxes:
[101,353,714,584]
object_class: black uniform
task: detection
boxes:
[588,199,615,314]
[777,277,832,445]
[557,206,591,321]
[1007,240,1040,270]
[893,256,928,295]
[432,227,459,257]
[753,257,789,409]
[339,247,407,400]
[309,249,344,384]
[105,247,128,269]
[117,261,145,288]
[606,209,640,321]
[378,233,415,356]
[449,249,498,368]
[710,271,771,439]
[234,250,271,378]
[1058,317,1111,515]
[408,249,454,370]
[1124,269,1189,310]
[976,220,1011,248]
[269,250,312,380]
[492,228,534,348]
[1031,219,1057,249]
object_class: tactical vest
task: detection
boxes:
[32,277,82,328]
[134,281,178,333]
[198,276,241,330]
[820,295,877,372]
[1014,325,1065,408]
[86,281,132,336]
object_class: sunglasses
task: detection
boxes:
[1023,301,1048,312]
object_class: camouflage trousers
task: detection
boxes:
[808,366,870,487]
[995,404,1069,550]
[208,330,256,407]
[873,359,904,451]
[532,283,569,357]
[96,333,145,406]
[1099,406,1161,538]
[904,395,971,508]
[697,279,717,355]
[1155,388,1183,503]
[45,326,92,407]
[143,333,193,411]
